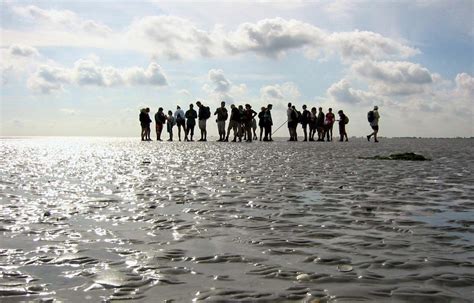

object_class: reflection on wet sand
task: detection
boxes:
[0,137,473,302]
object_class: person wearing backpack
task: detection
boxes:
[337,110,349,142]
[185,104,197,141]
[301,105,310,141]
[196,101,210,141]
[366,106,380,143]
[214,101,228,141]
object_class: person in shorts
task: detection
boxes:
[174,105,186,141]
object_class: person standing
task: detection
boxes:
[338,110,348,142]
[367,106,380,143]
[258,106,266,141]
[243,104,257,142]
[301,105,310,141]
[214,101,228,141]
[263,104,273,141]
[287,102,296,141]
[166,110,175,141]
[139,108,151,141]
[324,108,335,141]
[309,107,317,141]
[185,104,197,141]
[196,101,210,141]
[316,107,325,141]
[154,107,166,141]
[174,105,186,141]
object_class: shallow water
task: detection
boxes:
[0,137,473,302]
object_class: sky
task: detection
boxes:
[1,0,473,138]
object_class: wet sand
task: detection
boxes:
[0,137,473,302]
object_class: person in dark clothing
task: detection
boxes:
[309,107,317,141]
[263,104,273,141]
[166,110,175,141]
[301,105,310,141]
[225,104,241,142]
[243,104,257,142]
[174,105,186,141]
[196,101,210,141]
[324,108,335,142]
[154,107,166,141]
[338,110,349,142]
[258,106,266,141]
[214,101,228,141]
[316,107,325,141]
[185,104,197,141]
[139,108,151,141]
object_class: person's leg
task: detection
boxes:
[203,121,207,141]
[259,126,263,141]
[190,125,194,141]
[330,125,333,141]
[374,126,379,142]
[246,125,252,142]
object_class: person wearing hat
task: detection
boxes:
[367,105,380,143]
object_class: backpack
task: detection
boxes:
[202,106,211,119]
[367,111,375,123]
[344,115,349,124]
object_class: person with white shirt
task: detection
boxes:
[174,105,186,141]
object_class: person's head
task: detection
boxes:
[168,110,172,115]
[146,107,150,113]
[238,105,243,110]
[338,110,343,115]
[288,102,292,108]
[267,104,273,110]
[303,104,307,110]
[329,108,332,113]
[261,106,266,111]
[311,107,316,113]
[374,105,378,110]
[221,101,225,107]
[177,105,181,110]
[319,107,323,112]
[230,104,235,109]
[158,107,163,112]
[141,108,145,113]
[245,104,251,109]
[196,101,202,107]
[292,105,296,110]
[189,104,194,109]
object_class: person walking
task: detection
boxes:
[214,101,228,141]
[367,106,380,143]
[185,104,197,141]
[154,107,166,141]
[174,105,186,141]
[196,101,210,141]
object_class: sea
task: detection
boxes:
[0,137,473,302]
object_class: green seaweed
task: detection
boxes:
[360,152,431,161]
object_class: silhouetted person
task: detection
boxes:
[185,104,197,141]
[316,107,325,141]
[325,108,335,141]
[287,102,297,141]
[196,101,210,141]
[154,107,166,141]
[291,105,300,141]
[338,110,349,142]
[214,101,228,141]
[252,117,258,140]
[263,104,273,141]
[174,105,186,141]
[225,104,240,142]
[166,110,175,141]
[309,107,317,141]
[301,105,310,141]
[258,106,266,141]
[367,105,380,143]
[243,104,257,142]
[139,108,152,141]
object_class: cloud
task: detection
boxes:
[327,79,376,104]
[208,69,231,93]
[27,59,168,94]
[8,44,40,57]
[260,82,301,103]
[455,73,474,97]
[352,60,434,95]
[12,5,112,36]
[203,69,247,104]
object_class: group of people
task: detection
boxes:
[139,101,380,143]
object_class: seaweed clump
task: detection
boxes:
[361,152,431,161]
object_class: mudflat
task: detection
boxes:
[0,137,473,302]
